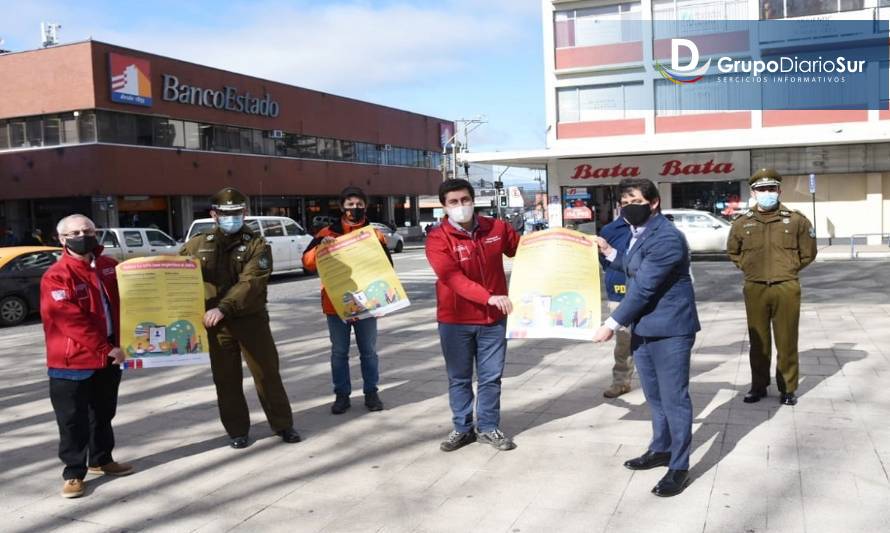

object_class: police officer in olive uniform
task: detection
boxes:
[727,169,817,406]
[181,187,301,448]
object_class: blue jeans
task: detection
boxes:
[326,315,379,396]
[632,333,695,470]
[438,320,507,433]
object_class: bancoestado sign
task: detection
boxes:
[161,74,280,118]
[557,151,750,186]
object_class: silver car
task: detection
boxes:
[371,223,405,253]
[662,209,731,253]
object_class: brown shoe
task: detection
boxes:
[88,461,134,477]
[61,479,85,498]
[603,384,631,398]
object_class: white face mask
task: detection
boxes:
[446,205,475,224]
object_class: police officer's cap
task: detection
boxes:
[749,168,782,189]
[211,187,247,212]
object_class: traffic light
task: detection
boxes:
[499,196,508,207]
[494,180,504,190]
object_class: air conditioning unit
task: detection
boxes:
[268,130,284,139]
[383,144,392,150]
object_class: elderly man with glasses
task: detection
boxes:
[40,214,133,499]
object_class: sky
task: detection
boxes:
[1,0,546,186]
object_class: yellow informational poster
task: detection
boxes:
[506,228,601,340]
[316,226,410,320]
[116,256,210,369]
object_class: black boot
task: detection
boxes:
[364,391,384,411]
[331,394,351,415]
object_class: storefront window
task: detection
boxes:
[672,181,744,219]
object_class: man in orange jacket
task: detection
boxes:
[302,187,392,414]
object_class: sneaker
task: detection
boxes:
[61,478,85,498]
[603,384,631,399]
[331,394,351,415]
[364,391,384,411]
[476,429,517,451]
[439,430,476,452]
[87,461,134,476]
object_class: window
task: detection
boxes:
[261,220,285,237]
[558,83,646,122]
[153,118,177,147]
[762,0,864,19]
[98,230,120,248]
[656,76,744,116]
[8,120,26,148]
[8,251,59,272]
[62,114,79,144]
[554,2,641,49]
[317,138,337,159]
[146,230,176,247]
[284,221,305,236]
[44,117,61,146]
[184,121,200,149]
[26,118,42,147]
[251,129,264,154]
[78,112,97,143]
[124,231,144,247]
[341,140,355,161]
[246,219,261,233]
[0,121,8,150]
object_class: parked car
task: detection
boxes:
[662,209,731,253]
[186,216,312,274]
[0,246,62,326]
[96,227,182,261]
[310,215,338,235]
[370,222,405,253]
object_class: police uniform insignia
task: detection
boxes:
[258,254,270,270]
[779,210,791,216]
[242,233,252,242]
[746,211,754,218]
[809,228,816,238]
[743,222,757,228]
[782,218,791,224]
[237,245,247,252]
[206,234,215,242]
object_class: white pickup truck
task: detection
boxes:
[96,228,182,261]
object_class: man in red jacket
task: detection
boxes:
[426,179,520,452]
[40,214,132,499]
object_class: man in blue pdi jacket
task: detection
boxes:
[593,178,700,498]
[599,216,634,399]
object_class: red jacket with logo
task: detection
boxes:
[40,249,121,369]
[425,215,519,325]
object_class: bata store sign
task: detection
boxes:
[558,151,750,185]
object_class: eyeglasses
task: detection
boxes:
[61,229,96,238]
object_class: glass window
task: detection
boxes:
[124,231,144,247]
[227,126,242,153]
[44,117,61,146]
[284,133,301,157]
[168,119,185,148]
[61,114,78,144]
[153,118,176,147]
[762,0,862,18]
[251,129,264,154]
[245,219,261,233]
[9,251,59,272]
[558,88,580,123]
[98,230,120,248]
[184,121,200,149]
[187,221,215,240]
[261,220,285,237]
[340,140,355,161]
[317,138,335,159]
[78,111,97,143]
[199,124,214,151]
[554,10,575,48]
[566,2,641,48]
[135,115,153,146]
[26,118,42,147]
[298,136,318,158]
[656,76,743,116]
[284,221,305,236]
[146,230,176,246]
[9,120,26,147]
[0,121,8,150]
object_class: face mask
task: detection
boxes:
[345,208,366,221]
[621,203,652,227]
[65,235,99,256]
[217,215,244,234]
[755,191,779,210]
[446,205,475,224]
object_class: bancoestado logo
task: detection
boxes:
[162,74,280,117]
[109,53,153,107]
[657,38,866,85]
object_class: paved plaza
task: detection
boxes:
[2,252,889,532]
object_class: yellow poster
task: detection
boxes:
[117,256,210,369]
[316,226,410,320]
[506,228,601,340]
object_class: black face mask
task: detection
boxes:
[345,208,366,221]
[65,235,99,256]
[621,203,652,227]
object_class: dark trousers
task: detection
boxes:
[49,365,122,480]
[743,280,801,393]
[438,320,507,433]
[207,312,293,437]
[632,333,695,471]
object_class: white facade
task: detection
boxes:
[467,0,890,242]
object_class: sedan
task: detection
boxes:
[371,223,405,253]
[0,246,63,326]
[662,209,731,253]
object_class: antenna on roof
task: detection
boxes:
[41,22,61,47]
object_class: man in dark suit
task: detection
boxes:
[593,178,700,497]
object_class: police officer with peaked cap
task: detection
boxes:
[727,169,817,406]
[180,187,301,448]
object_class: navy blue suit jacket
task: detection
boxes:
[607,213,700,337]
